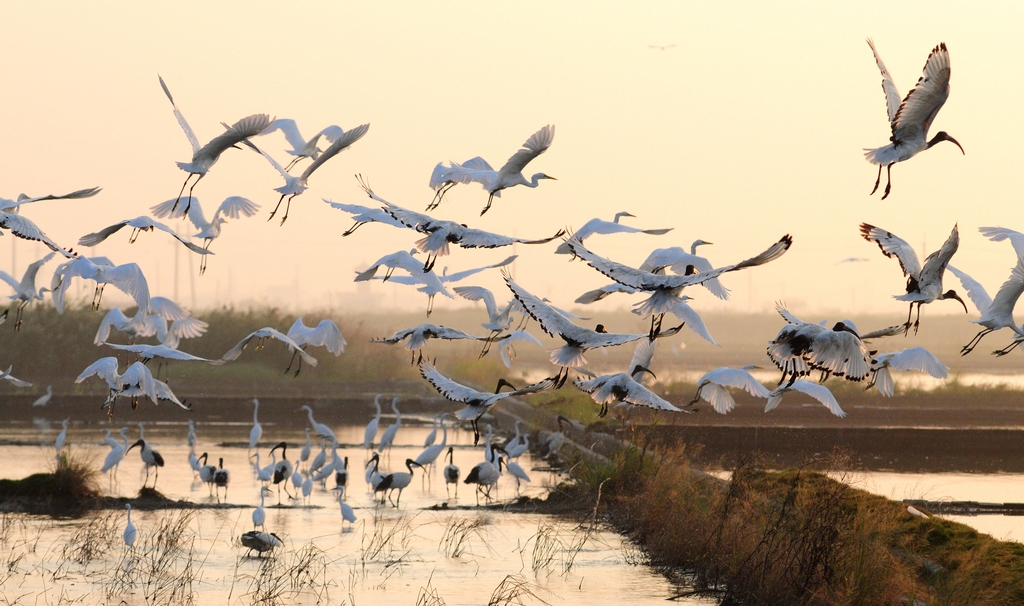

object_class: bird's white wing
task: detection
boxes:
[706,368,771,398]
[144,220,211,255]
[892,43,951,141]
[775,303,805,325]
[14,187,102,206]
[148,296,190,321]
[575,374,681,412]
[150,197,193,221]
[886,347,948,378]
[499,125,555,174]
[215,196,261,220]
[779,381,845,418]
[76,357,120,384]
[453,285,500,319]
[945,265,991,314]
[568,236,792,291]
[628,339,657,380]
[866,38,901,124]
[988,257,1024,321]
[260,118,308,152]
[457,227,565,249]
[574,283,637,304]
[440,255,517,283]
[78,222,129,247]
[105,263,151,312]
[419,360,483,404]
[104,342,216,362]
[168,316,208,340]
[701,384,739,414]
[291,319,345,354]
[918,225,959,289]
[0,213,72,257]
[504,274,578,340]
[979,226,1024,259]
[318,125,343,144]
[298,123,370,180]
[20,252,56,291]
[498,330,544,368]
[197,114,273,161]
[94,307,131,345]
[660,299,718,346]
[859,223,922,278]
[859,324,906,340]
[220,327,318,366]
[0,366,32,388]
[153,379,189,410]
[0,270,22,293]
[159,75,200,155]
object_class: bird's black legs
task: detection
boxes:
[992,340,1022,357]
[342,221,364,237]
[870,164,883,195]
[480,193,495,216]
[689,385,703,406]
[881,164,894,200]
[961,328,994,356]
[172,174,194,214]
[267,194,287,223]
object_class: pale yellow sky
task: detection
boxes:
[1,2,1022,323]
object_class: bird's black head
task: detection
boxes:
[495,378,517,393]
[943,290,969,313]
[630,364,657,380]
[126,438,144,451]
[270,441,288,454]
[595,324,607,333]
[218,457,224,468]
[831,322,861,338]
[928,131,964,155]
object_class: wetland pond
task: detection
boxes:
[0,414,713,606]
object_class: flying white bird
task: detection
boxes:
[504,272,683,384]
[361,180,564,272]
[78,216,210,256]
[978,226,1024,259]
[0,251,54,330]
[864,40,963,200]
[445,125,557,215]
[566,235,792,337]
[947,260,1024,355]
[419,359,556,443]
[243,123,370,224]
[768,318,872,386]
[0,212,74,257]
[150,196,260,273]
[94,298,208,349]
[453,285,517,337]
[284,317,345,376]
[258,118,344,170]
[574,363,680,418]
[766,380,845,418]
[158,75,272,214]
[218,327,319,367]
[860,223,966,334]
[50,256,150,313]
[76,357,186,414]
[324,198,406,236]
[32,385,53,407]
[0,186,101,212]
[373,323,488,363]
[555,212,672,254]
[692,365,771,414]
[428,156,492,210]
[867,347,948,397]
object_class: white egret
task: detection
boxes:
[300,405,337,443]
[218,327,319,367]
[299,428,312,470]
[363,396,382,449]
[946,260,1024,355]
[258,118,343,170]
[249,399,262,452]
[867,347,948,397]
[253,487,268,529]
[0,186,100,212]
[285,318,345,376]
[102,427,130,484]
[428,156,492,210]
[413,413,448,469]
[445,125,557,215]
[860,223,966,334]
[423,414,441,448]
[692,366,771,414]
[150,196,261,274]
[373,323,488,363]
[54,418,69,453]
[50,256,150,313]
[31,385,53,407]
[0,251,54,331]
[325,198,407,236]
[78,216,210,255]
[766,381,845,418]
[336,486,357,527]
[555,212,671,254]
[864,40,963,200]
[244,123,370,224]
[123,504,137,548]
[158,75,272,214]
[376,398,403,454]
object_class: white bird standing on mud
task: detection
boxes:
[864,39,963,200]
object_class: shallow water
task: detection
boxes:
[0,418,711,605]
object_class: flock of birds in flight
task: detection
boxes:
[6,39,1021,553]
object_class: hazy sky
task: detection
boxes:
[1,2,1021,322]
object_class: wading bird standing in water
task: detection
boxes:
[864,39,963,200]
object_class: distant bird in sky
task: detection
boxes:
[258,118,343,170]
[244,123,370,224]
[0,187,101,213]
[648,44,676,51]
[78,216,210,256]
[373,323,488,363]
[864,39,963,200]
[218,327,319,367]
[150,195,260,274]
[0,251,54,330]
[158,75,272,214]
[443,125,557,215]
[860,222,966,334]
